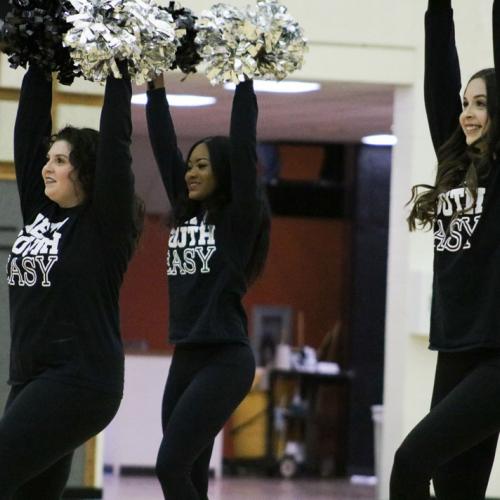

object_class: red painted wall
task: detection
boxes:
[120,214,350,352]
[278,144,325,181]
[244,216,350,348]
[120,215,170,352]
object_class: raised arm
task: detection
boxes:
[229,79,258,213]
[14,65,52,223]
[93,65,135,235]
[146,77,186,206]
[424,0,462,153]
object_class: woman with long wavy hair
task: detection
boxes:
[391,1,500,498]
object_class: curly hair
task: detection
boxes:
[172,136,270,285]
[407,68,500,231]
[50,126,144,249]
[51,126,99,197]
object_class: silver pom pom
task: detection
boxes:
[64,0,178,83]
[195,0,307,85]
[251,0,307,81]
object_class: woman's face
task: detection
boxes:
[41,140,85,208]
[185,143,217,201]
[460,77,490,146]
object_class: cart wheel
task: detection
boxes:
[279,455,299,478]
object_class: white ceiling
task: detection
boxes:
[129,73,396,213]
[131,72,395,143]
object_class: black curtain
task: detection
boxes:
[347,144,391,474]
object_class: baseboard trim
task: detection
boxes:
[120,466,156,476]
[118,465,215,479]
[62,487,102,499]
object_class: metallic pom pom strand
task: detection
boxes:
[194,0,308,86]
[163,1,201,75]
[195,3,259,85]
[1,0,81,84]
[250,0,307,81]
[64,0,179,84]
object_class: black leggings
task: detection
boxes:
[390,349,500,500]
[0,378,121,500]
[156,343,255,500]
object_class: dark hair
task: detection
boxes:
[247,184,271,285]
[407,68,500,231]
[173,136,271,285]
[52,126,99,196]
[51,126,145,249]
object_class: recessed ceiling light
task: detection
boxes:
[361,134,398,146]
[131,93,216,107]
[224,80,321,93]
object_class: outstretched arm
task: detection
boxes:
[146,76,186,206]
[424,0,462,153]
[229,79,258,213]
[14,66,52,223]
[93,64,135,235]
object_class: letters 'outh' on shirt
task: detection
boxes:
[425,3,500,351]
[6,66,136,394]
[146,80,260,345]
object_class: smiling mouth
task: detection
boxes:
[464,125,481,133]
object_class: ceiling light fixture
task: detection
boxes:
[361,134,398,146]
[224,80,321,93]
[131,93,216,107]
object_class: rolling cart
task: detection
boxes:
[266,368,352,478]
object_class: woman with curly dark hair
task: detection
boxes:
[390,1,500,498]
[146,73,270,499]
[0,60,143,498]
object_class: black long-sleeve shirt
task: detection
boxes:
[6,66,136,394]
[425,0,500,351]
[146,81,260,345]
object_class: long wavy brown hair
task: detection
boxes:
[407,68,500,231]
